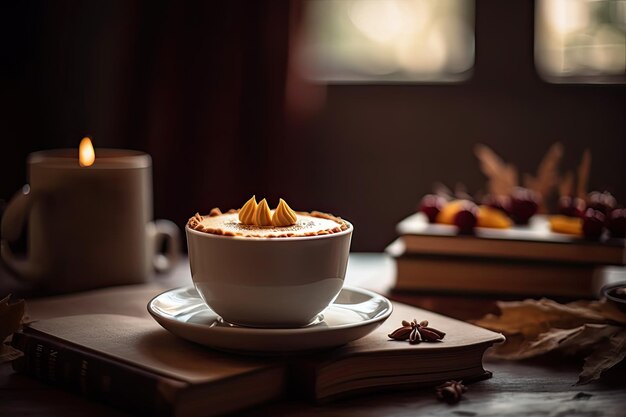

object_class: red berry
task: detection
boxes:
[608,209,626,238]
[510,187,539,225]
[587,191,616,217]
[454,208,477,235]
[558,196,586,218]
[419,194,447,223]
[582,208,605,240]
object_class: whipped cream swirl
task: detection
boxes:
[237,196,298,227]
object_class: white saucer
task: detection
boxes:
[148,286,392,354]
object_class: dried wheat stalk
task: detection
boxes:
[559,171,574,197]
[474,144,518,196]
[576,149,591,199]
[523,142,563,212]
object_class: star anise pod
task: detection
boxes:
[436,380,467,404]
[387,319,445,344]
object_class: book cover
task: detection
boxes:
[396,212,625,265]
[388,238,604,297]
[11,314,285,417]
[12,305,504,412]
[295,302,504,401]
[394,253,601,297]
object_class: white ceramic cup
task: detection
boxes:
[186,221,353,328]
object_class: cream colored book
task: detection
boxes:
[393,249,601,297]
[397,212,625,265]
[294,302,504,400]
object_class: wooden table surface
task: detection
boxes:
[2,254,626,417]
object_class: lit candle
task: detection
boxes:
[0,138,179,293]
[79,137,95,167]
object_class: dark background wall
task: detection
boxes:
[1,0,624,251]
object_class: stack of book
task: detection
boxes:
[12,303,504,416]
[388,212,626,297]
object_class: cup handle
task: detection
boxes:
[1,185,41,281]
[151,219,181,273]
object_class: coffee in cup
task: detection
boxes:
[186,196,353,328]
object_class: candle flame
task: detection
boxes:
[79,137,95,167]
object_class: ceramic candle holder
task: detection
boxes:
[1,148,180,293]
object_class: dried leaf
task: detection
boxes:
[483,333,526,359]
[0,294,25,365]
[473,298,621,339]
[0,295,25,342]
[527,326,591,358]
[492,327,584,360]
[576,149,592,200]
[474,299,626,385]
[575,299,626,325]
[474,144,518,196]
[559,171,574,197]
[576,327,626,385]
[0,345,23,363]
[524,142,563,212]
[558,324,615,352]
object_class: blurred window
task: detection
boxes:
[297,0,475,83]
[535,0,626,83]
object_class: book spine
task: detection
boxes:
[11,330,178,417]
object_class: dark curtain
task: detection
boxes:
[1,1,295,232]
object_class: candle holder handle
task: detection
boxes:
[1,185,42,281]
[150,219,181,273]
